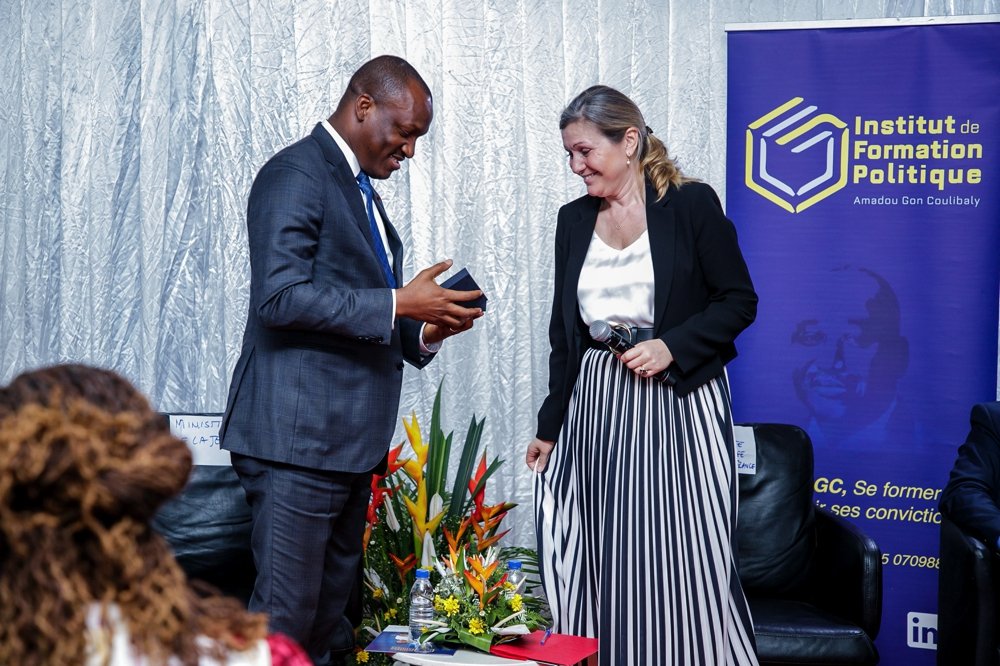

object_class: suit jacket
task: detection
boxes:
[535,180,757,441]
[940,402,1000,549]
[220,124,430,473]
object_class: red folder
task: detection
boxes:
[489,630,598,666]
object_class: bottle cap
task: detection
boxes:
[508,560,522,570]
[415,568,430,579]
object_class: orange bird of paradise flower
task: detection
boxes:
[467,452,489,520]
[463,554,503,606]
[389,553,417,585]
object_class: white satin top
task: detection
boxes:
[577,229,656,327]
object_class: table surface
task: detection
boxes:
[392,649,537,665]
[376,626,538,666]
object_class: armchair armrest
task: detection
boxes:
[937,515,998,666]
[807,506,883,639]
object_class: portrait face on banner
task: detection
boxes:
[788,266,920,451]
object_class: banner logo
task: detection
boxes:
[906,612,937,650]
[745,97,849,213]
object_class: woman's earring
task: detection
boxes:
[626,153,632,166]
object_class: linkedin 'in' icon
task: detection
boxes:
[906,612,937,650]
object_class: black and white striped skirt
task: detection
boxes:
[533,347,758,666]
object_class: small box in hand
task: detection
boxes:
[441,267,488,311]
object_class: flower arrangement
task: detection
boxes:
[353,383,547,663]
[421,545,544,652]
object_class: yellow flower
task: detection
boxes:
[434,595,446,612]
[510,594,523,612]
[388,608,398,619]
[503,581,515,592]
[356,651,370,663]
[401,412,428,481]
[468,618,486,635]
[373,588,384,599]
[443,596,461,616]
[403,478,446,545]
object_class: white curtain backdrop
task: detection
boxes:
[2,0,998,546]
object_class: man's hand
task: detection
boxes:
[422,318,477,345]
[397,259,484,329]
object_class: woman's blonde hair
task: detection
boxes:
[560,84,690,201]
[0,364,267,665]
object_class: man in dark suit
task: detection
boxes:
[219,55,482,665]
[941,402,1000,550]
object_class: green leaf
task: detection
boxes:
[456,628,495,653]
[448,416,485,522]
[426,381,449,500]
[435,431,453,501]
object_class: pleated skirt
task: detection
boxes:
[533,348,759,666]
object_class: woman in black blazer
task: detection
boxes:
[525,85,759,666]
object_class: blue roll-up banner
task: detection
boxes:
[726,17,1000,665]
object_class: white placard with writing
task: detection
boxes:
[169,414,231,466]
[733,425,757,475]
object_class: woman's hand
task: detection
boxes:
[526,438,555,473]
[620,339,674,378]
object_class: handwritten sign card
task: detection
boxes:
[733,425,757,475]
[169,414,231,466]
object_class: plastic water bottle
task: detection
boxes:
[409,568,435,650]
[505,560,525,598]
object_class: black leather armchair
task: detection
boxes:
[936,514,1000,666]
[736,423,882,665]
[152,413,256,604]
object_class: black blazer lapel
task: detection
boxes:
[646,184,675,334]
[561,198,599,338]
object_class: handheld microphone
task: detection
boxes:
[589,320,676,386]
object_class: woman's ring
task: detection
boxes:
[639,366,647,375]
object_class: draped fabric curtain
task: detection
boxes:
[2,0,997,545]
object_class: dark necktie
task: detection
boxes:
[356,171,396,288]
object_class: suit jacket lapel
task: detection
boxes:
[311,124,397,288]
[646,183,675,334]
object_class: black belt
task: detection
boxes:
[587,324,656,350]
[618,326,656,343]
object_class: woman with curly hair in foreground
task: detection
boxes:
[0,364,311,665]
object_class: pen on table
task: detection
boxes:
[539,627,553,645]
